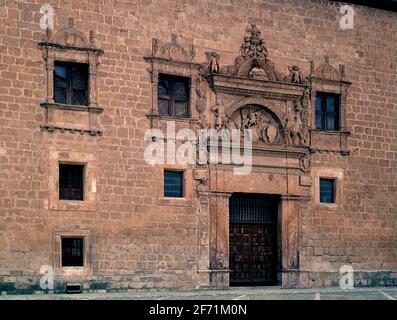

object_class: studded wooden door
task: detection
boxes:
[229,194,278,286]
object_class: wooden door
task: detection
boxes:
[229,194,278,285]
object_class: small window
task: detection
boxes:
[54,61,89,106]
[320,178,335,203]
[164,170,183,197]
[62,237,84,267]
[315,93,340,131]
[158,74,189,117]
[59,164,84,201]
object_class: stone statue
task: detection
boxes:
[285,101,307,145]
[210,52,220,73]
[212,103,228,131]
[288,65,303,84]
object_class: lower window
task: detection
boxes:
[62,237,84,267]
[319,178,335,203]
[164,170,184,198]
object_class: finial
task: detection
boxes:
[68,17,74,28]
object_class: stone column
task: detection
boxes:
[209,191,231,288]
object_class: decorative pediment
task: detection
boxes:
[312,56,343,81]
[52,18,88,47]
[151,33,195,62]
[39,18,103,55]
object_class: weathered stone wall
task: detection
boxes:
[0,0,396,292]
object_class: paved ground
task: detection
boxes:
[1,287,397,300]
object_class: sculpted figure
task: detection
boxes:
[210,52,220,73]
[212,103,228,131]
[288,65,303,84]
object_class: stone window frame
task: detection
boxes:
[38,18,104,136]
[53,228,92,276]
[48,149,96,212]
[145,34,202,127]
[313,168,343,211]
[157,164,193,207]
[309,58,352,154]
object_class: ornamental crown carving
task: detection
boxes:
[151,33,195,62]
[215,24,284,81]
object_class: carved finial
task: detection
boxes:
[325,55,330,64]
[68,17,74,28]
[171,33,178,44]
[190,45,195,60]
[310,60,314,74]
[89,31,95,47]
[339,64,345,76]
[241,24,268,60]
[152,38,159,55]
[45,27,51,42]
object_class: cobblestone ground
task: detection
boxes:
[1,287,397,300]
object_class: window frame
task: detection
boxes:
[164,169,184,198]
[319,178,336,204]
[315,92,340,131]
[158,74,190,118]
[54,60,89,106]
[59,163,85,201]
[61,237,84,267]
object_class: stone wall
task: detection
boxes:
[0,0,396,293]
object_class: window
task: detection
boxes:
[315,93,340,131]
[319,178,335,203]
[59,164,84,201]
[61,237,84,267]
[54,61,89,106]
[164,170,183,197]
[158,74,189,117]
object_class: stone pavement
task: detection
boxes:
[1,287,397,300]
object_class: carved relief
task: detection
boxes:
[52,18,89,48]
[228,105,282,144]
[195,77,207,114]
[214,24,284,81]
[284,101,308,146]
[152,33,195,62]
[299,153,311,172]
[285,65,307,84]
[312,56,342,81]
[212,103,228,131]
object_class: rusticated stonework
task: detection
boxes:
[0,0,396,294]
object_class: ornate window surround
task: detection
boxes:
[309,57,351,155]
[144,34,202,129]
[38,18,104,136]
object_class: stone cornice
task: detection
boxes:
[209,74,308,99]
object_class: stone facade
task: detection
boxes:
[0,0,396,293]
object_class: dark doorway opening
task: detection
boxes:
[229,193,279,286]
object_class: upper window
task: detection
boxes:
[59,164,84,201]
[62,237,84,267]
[54,61,89,106]
[315,93,340,131]
[164,170,184,198]
[158,74,189,117]
[319,178,335,204]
